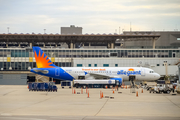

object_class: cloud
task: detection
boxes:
[0,0,179,34]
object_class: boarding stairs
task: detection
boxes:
[36,75,49,82]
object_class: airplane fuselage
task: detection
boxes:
[31,67,160,82]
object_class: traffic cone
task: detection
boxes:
[106,85,107,89]
[113,90,114,94]
[102,92,104,98]
[74,89,76,94]
[136,91,138,97]
[142,89,143,93]
[100,91,102,99]
[126,86,127,89]
[87,91,89,98]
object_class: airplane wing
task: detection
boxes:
[88,73,120,79]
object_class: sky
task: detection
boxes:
[0,0,180,34]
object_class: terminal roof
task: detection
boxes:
[0,34,160,43]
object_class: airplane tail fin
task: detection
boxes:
[32,47,57,68]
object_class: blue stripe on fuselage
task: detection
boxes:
[59,68,74,81]
[30,67,74,81]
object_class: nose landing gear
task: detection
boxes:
[129,76,135,88]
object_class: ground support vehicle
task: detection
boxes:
[28,82,33,91]
[149,86,155,93]
[140,83,148,89]
[61,81,72,89]
[150,84,171,94]
[36,83,49,91]
[43,83,49,91]
[37,83,44,91]
[167,84,174,93]
[28,82,57,92]
[146,86,152,91]
[161,84,171,94]
[153,84,164,93]
[32,82,38,91]
[175,83,180,94]
[48,82,58,92]
[73,79,121,88]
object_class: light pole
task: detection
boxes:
[115,29,117,33]
[7,27,9,34]
[51,52,54,82]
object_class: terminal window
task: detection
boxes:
[110,53,117,57]
[103,64,109,67]
[77,64,82,67]
[115,64,118,67]
[94,64,97,67]
[177,38,180,40]
[88,64,91,67]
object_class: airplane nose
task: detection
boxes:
[156,73,160,79]
[153,73,160,80]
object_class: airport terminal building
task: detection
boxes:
[0,25,180,85]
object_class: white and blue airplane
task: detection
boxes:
[30,47,160,85]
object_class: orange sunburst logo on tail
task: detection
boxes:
[34,50,55,68]
[128,68,134,71]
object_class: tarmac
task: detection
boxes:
[0,85,180,120]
